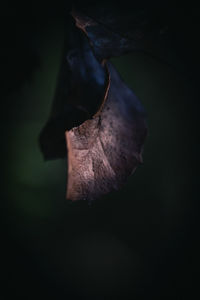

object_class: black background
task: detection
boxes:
[1,1,200,299]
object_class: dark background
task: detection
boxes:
[1,1,199,299]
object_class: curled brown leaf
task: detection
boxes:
[66,62,147,201]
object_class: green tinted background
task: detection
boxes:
[2,8,199,300]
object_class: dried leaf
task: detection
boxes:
[66,62,147,201]
[39,11,148,202]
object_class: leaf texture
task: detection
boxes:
[39,8,149,201]
[66,62,147,201]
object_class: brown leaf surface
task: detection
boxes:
[66,62,147,201]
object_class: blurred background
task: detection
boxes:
[1,1,199,299]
